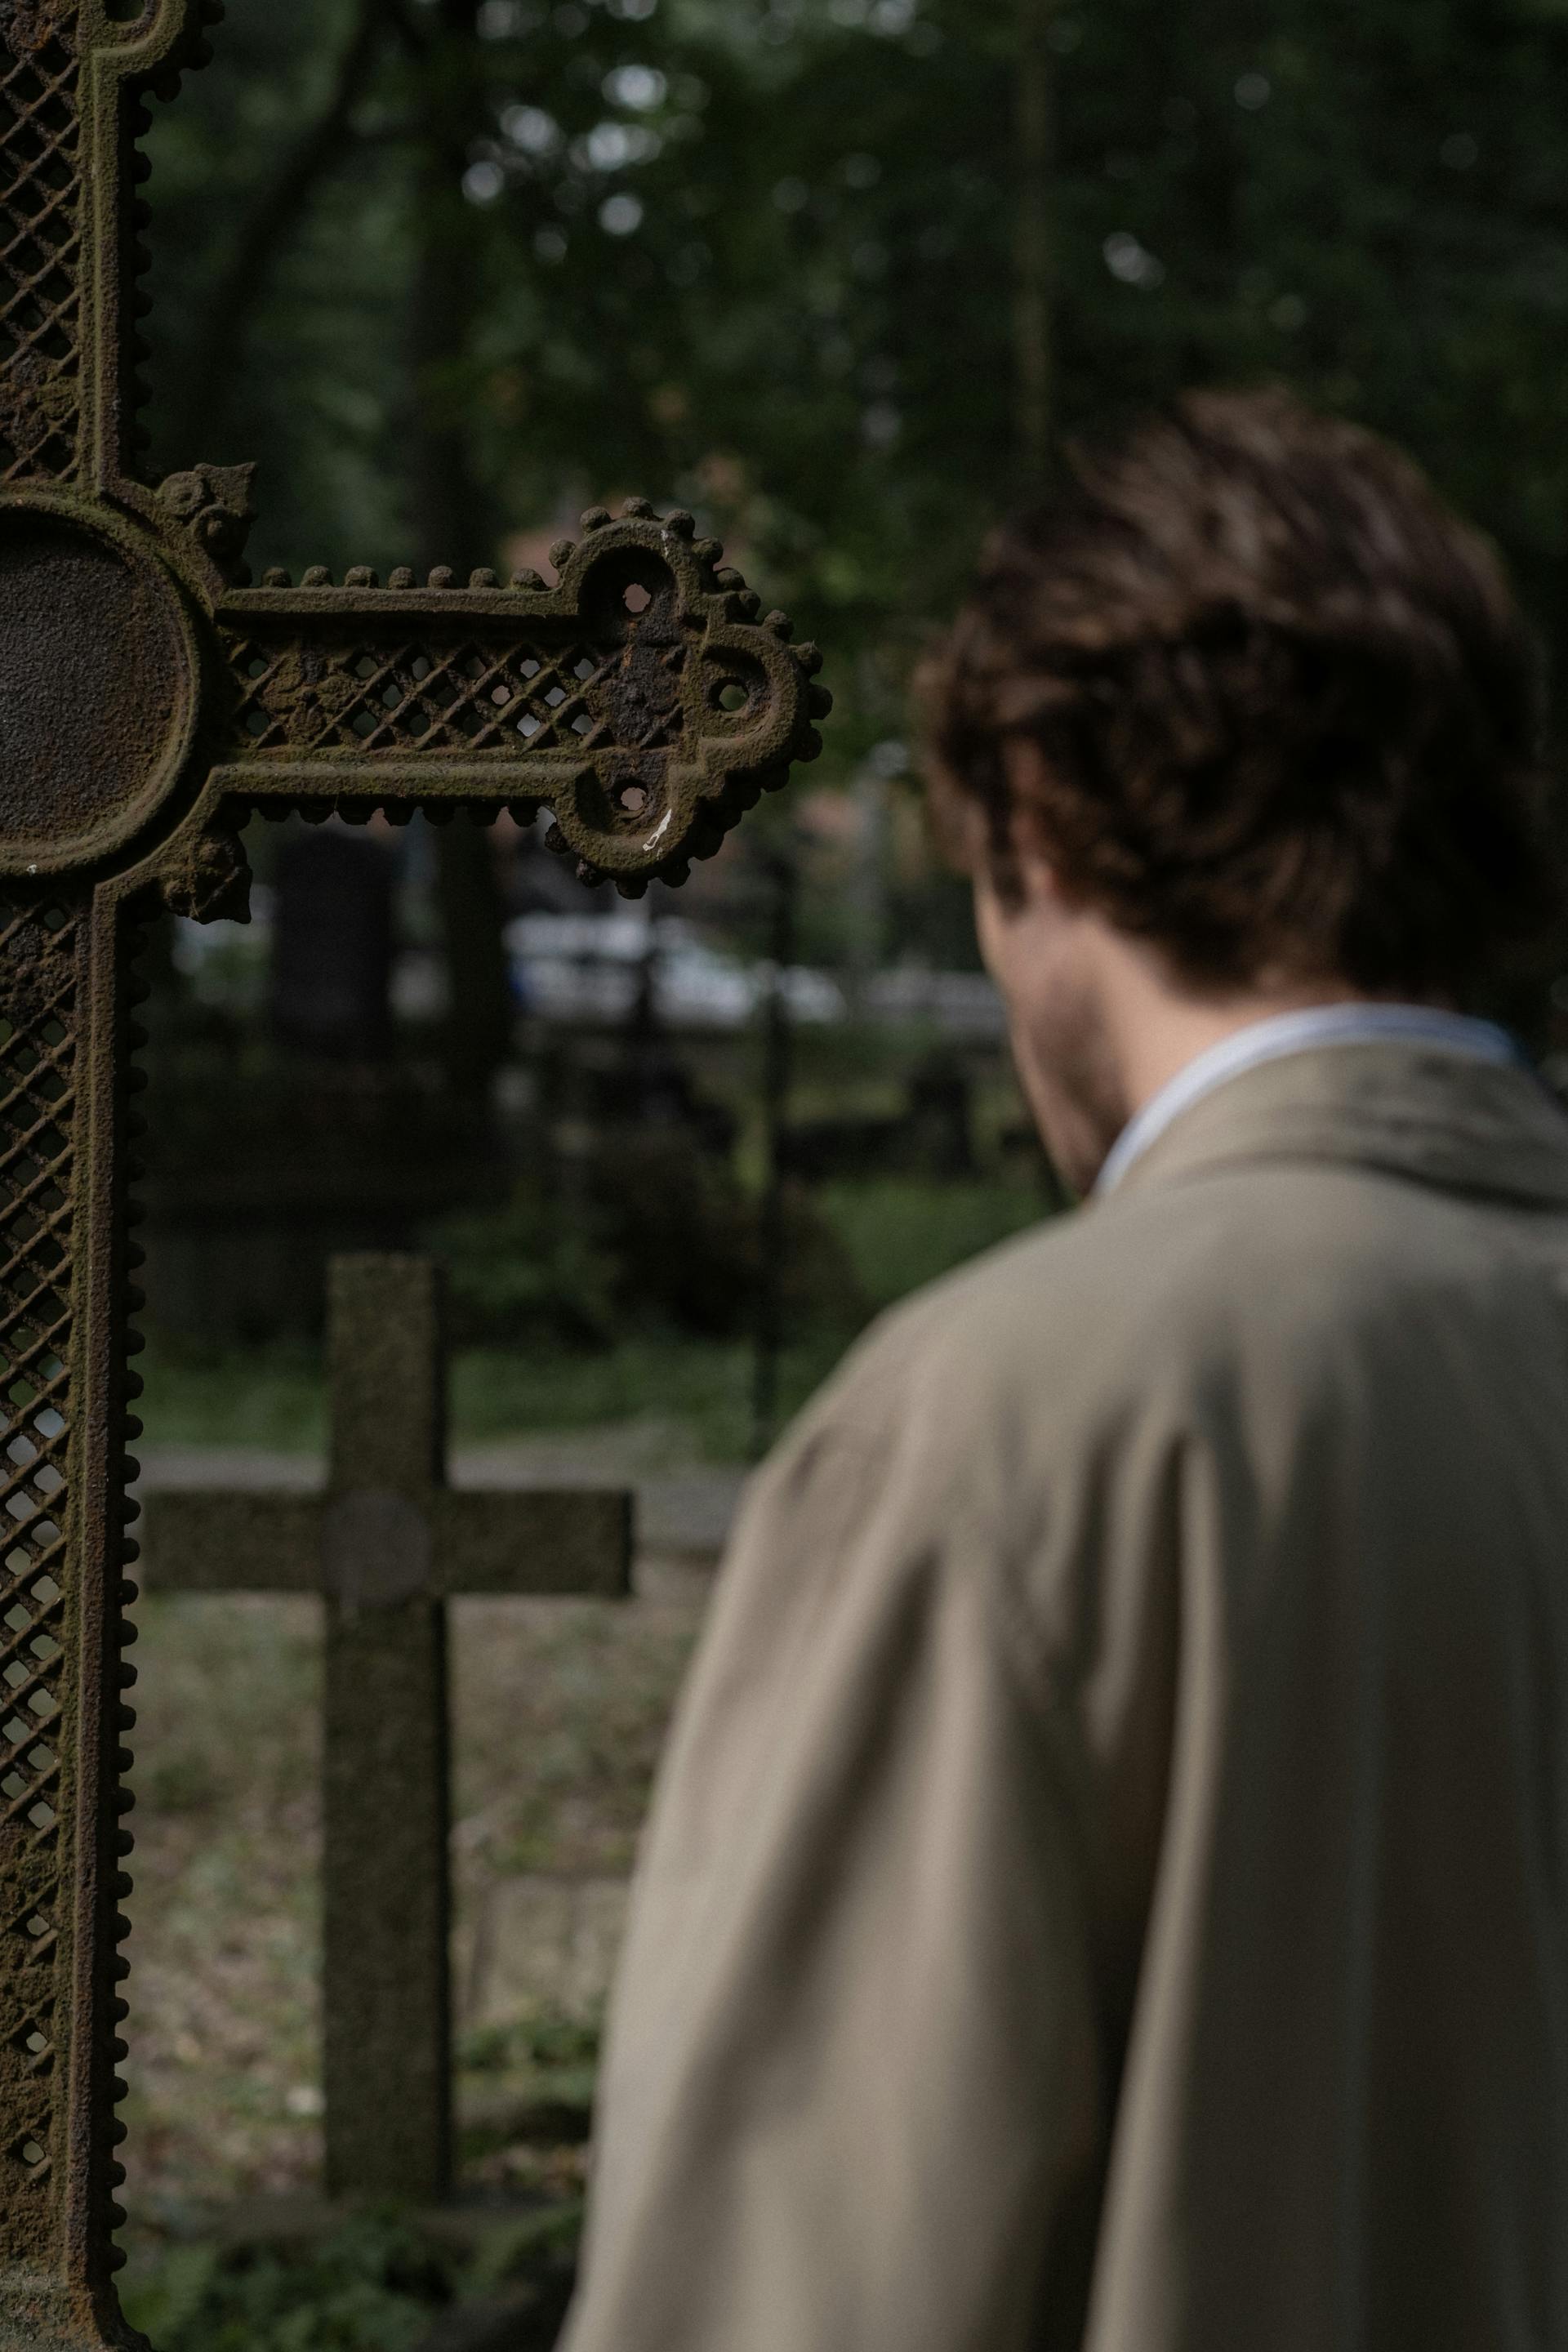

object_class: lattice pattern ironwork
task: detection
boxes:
[0,10,82,484]
[0,893,74,2258]
[225,626,691,760]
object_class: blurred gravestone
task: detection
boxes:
[144,1256,632,2204]
[271,826,396,1061]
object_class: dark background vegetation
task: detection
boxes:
[144,0,1568,718]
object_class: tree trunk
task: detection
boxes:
[408,0,514,1103]
[175,0,390,462]
[1014,0,1058,481]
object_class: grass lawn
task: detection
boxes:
[122,1581,707,2344]
[137,1177,1053,1459]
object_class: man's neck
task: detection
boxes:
[1099,951,1374,1125]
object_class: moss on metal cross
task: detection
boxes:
[0,6,829,2342]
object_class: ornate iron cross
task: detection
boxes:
[0,4,828,2345]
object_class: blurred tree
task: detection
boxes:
[167,0,392,463]
[1014,0,1062,483]
[404,0,516,1098]
[143,0,1568,819]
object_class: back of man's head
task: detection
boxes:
[924,388,1560,1004]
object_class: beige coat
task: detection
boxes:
[563,1044,1568,2352]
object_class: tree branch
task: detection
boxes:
[1014,0,1058,481]
[173,0,396,458]
[381,0,433,56]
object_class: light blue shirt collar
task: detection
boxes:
[1095,1003,1521,1197]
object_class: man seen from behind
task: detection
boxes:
[564,389,1568,2352]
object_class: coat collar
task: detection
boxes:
[1107,1040,1568,1211]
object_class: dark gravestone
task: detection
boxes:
[270,827,395,1060]
[143,1256,631,2204]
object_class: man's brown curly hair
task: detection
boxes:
[921,388,1561,999]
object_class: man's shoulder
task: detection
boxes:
[819,1153,1512,1455]
[858,1161,1331,1353]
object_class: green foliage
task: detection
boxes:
[428,1130,867,1345]
[449,1330,843,1455]
[818,1175,1049,1313]
[458,2005,601,2079]
[142,0,1568,777]
[136,1327,843,1459]
[136,1339,327,1451]
[461,2199,586,2296]
[457,2008,602,2185]
[122,2201,590,2350]
[122,2212,453,2352]
[431,1190,623,1348]
[138,1178,1053,1455]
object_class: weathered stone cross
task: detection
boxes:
[0,6,826,2343]
[142,1253,631,2209]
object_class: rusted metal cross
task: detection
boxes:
[144,1254,632,2210]
[0,5,828,2344]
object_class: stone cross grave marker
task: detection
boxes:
[142,1254,632,2209]
[0,4,828,2341]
